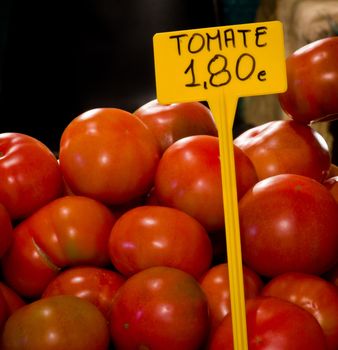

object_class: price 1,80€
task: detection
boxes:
[153,21,286,103]
[184,53,266,90]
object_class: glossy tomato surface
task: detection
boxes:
[110,266,209,350]
[109,205,212,279]
[154,135,223,232]
[208,296,328,350]
[1,295,110,350]
[239,174,338,277]
[0,282,25,317]
[2,195,116,298]
[0,203,12,258]
[59,108,160,206]
[154,135,257,232]
[234,119,331,182]
[42,266,125,321]
[199,263,263,332]
[279,36,338,123]
[0,132,64,220]
[134,99,218,154]
[262,272,338,350]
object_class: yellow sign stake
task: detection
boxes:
[153,20,287,350]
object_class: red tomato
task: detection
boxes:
[110,266,209,350]
[261,272,338,350]
[154,135,258,232]
[42,266,125,321]
[0,282,26,317]
[2,195,116,298]
[234,144,259,200]
[323,175,338,202]
[0,282,25,335]
[278,36,338,124]
[108,205,212,279]
[0,132,64,220]
[234,119,331,182]
[0,203,12,258]
[134,99,218,154]
[239,174,338,277]
[199,263,264,332]
[208,296,328,350]
[1,295,110,350]
[59,108,160,206]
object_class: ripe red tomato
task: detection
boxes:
[154,135,258,232]
[0,203,12,258]
[278,36,338,124]
[0,282,26,334]
[154,135,222,232]
[0,132,64,220]
[1,295,110,350]
[134,99,218,154]
[208,296,328,350]
[261,272,338,350]
[0,282,25,317]
[239,173,338,277]
[234,145,259,200]
[199,263,264,332]
[110,266,209,350]
[108,205,212,279]
[234,119,331,182]
[42,266,125,321]
[2,195,116,298]
[59,108,160,206]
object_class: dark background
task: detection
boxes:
[0,0,260,153]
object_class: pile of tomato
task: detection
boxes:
[0,37,337,350]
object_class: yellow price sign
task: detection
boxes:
[154,21,286,105]
[153,20,287,350]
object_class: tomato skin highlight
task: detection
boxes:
[0,132,64,220]
[1,224,60,298]
[134,99,218,154]
[199,263,264,333]
[1,295,110,350]
[108,205,213,279]
[234,119,331,183]
[42,266,126,321]
[262,272,338,350]
[154,135,258,232]
[59,108,161,206]
[208,296,328,350]
[239,173,338,277]
[110,266,210,350]
[1,195,116,298]
[279,36,338,124]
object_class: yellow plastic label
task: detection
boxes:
[153,21,286,105]
[153,20,287,350]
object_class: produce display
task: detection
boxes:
[0,36,337,350]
